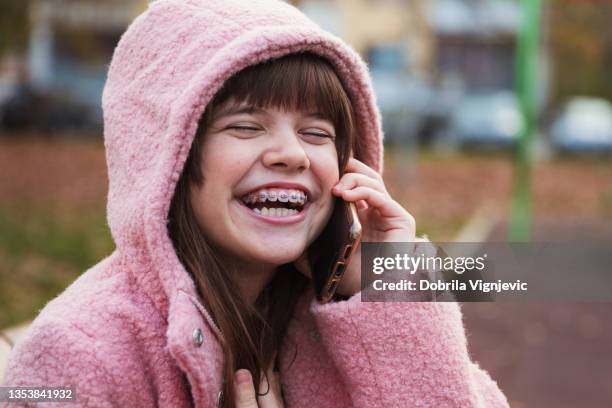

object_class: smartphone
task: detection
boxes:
[308,197,363,303]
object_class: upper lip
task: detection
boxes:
[240,181,312,199]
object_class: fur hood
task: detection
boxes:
[101,0,384,318]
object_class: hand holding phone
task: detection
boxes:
[299,156,418,303]
[308,197,363,303]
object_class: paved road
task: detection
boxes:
[463,221,612,408]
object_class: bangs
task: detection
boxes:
[212,52,351,123]
[195,52,355,175]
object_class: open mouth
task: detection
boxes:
[240,189,307,217]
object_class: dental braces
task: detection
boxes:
[244,190,306,204]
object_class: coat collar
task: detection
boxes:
[166,289,225,408]
[119,239,224,406]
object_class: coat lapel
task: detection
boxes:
[167,290,225,408]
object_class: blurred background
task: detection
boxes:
[0,0,611,406]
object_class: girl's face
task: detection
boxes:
[190,100,339,269]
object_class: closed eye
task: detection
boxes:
[228,126,334,139]
[301,130,335,140]
[229,126,259,132]
[303,132,333,138]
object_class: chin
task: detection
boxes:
[249,245,305,266]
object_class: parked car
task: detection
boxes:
[550,97,612,154]
[0,84,97,133]
[0,81,19,126]
[368,44,436,146]
[371,71,436,146]
[449,91,523,148]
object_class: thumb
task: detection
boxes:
[234,369,258,408]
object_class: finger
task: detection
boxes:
[344,157,383,182]
[234,369,258,408]
[257,369,270,399]
[333,172,387,196]
[340,186,410,220]
[356,200,369,211]
[257,369,283,408]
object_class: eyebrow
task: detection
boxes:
[215,104,331,121]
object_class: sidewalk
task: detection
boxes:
[462,220,612,408]
[0,322,31,384]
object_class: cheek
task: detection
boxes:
[307,147,340,237]
[311,146,340,187]
[189,185,215,228]
[200,140,251,195]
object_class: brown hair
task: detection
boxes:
[168,52,355,407]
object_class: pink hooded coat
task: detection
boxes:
[2,0,509,406]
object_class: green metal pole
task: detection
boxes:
[509,0,541,241]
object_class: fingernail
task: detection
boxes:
[334,182,344,191]
[235,369,251,384]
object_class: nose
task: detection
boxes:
[262,129,310,172]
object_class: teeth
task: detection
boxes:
[278,192,289,203]
[297,191,306,204]
[253,207,299,217]
[243,189,307,205]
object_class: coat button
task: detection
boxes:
[192,328,204,347]
[217,390,224,407]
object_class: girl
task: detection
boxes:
[2,1,509,407]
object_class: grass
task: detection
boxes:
[0,204,114,327]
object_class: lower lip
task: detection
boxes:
[237,200,310,225]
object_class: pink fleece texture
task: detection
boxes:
[2,0,509,406]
